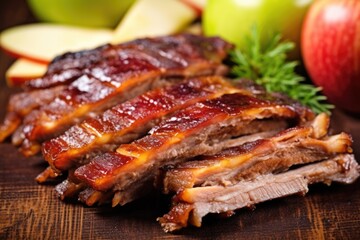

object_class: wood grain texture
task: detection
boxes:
[0,1,360,239]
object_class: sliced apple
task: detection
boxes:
[112,0,197,44]
[0,23,113,64]
[179,0,207,15]
[6,58,47,87]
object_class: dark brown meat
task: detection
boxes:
[162,114,353,193]
[0,34,233,155]
[42,76,238,174]
[54,131,278,202]
[26,34,232,89]
[74,92,303,206]
[0,85,65,142]
[158,154,360,232]
[26,44,115,89]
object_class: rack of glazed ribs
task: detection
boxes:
[1,34,358,233]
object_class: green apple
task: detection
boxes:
[203,0,313,58]
[27,0,135,28]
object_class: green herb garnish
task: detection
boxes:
[230,27,333,114]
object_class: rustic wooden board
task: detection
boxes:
[1,1,360,239]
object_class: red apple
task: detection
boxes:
[179,0,207,16]
[302,0,360,113]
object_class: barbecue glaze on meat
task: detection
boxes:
[162,114,353,193]
[54,131,278,202]
[25,34,233,90]
[42,76,239,174]
[26,44,117,89]
[0,34,233,156]
[0,85,65,142]
[158,154,359,232]
[0,33,358,233]
[74,92,303,206]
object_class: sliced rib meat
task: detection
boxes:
[158,154,360,232]
[162,114,353,193]
[0,85,65,142]
[25,34,232,90]
[26,44,115,89]
[42,76,238,173]
[74,92,304,206]
[54,131,278,202]
[0,34,233,155]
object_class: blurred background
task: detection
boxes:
[0,0,35,121]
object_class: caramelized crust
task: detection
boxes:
[0,33,357,234]
[26,44,115,89]
[0,34,233,153]
[0,86,65,142]
[74,92,300,198]
[42,76,238,172]
[26,34,233,89]
[162,114,353,193]
[54,131,279,203]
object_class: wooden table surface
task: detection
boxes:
[1,1,360,239]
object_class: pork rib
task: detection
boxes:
[54,131,278,202]
[24,34,232,90]
[42,76,238,173]
[26,44,116,89]
[162,114,353,193]
[0,85,65,142]
[74,92,304,206]
[0,34,233,155]
[158,154,360,232]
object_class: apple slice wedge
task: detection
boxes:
[180,0,207,15]
[0,23,113,64]
[6,58,47,87]
[112,0,197,44]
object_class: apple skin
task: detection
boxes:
[6,58,47,87]
[302,0,360,113]
[0,24,112,64]
[27,0,135,28]
[179,0,207,16]
[203,0,313,58]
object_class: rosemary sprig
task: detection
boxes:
[230,27,333,114]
